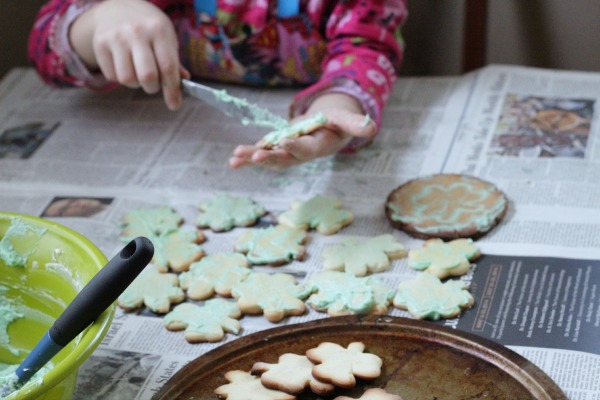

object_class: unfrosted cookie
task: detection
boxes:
[305,271,393,316]
[260,112,327,149]
[278,195,353,235]
[163,299,242,343]
[251,353,335,396]
[196,194,267,232]
[117,265,184,314]
[324,234,406,277]
[393,273,474,320]
[334,388,403,400]
[306,342,382,388]
[234,225,307,265]
[385,174,508,240]
[231,272,311,322]
[408,238,480,279]
[120,206,182,238]
[179,253,251,300]
[120,207,206,272]
[214,370,295,400]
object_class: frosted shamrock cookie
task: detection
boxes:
[393,273,474,320]
[163,299,242,343]
[260,112,328,149]
[231,272,311,322]
[324,234,406,277]
[306,342,382,388]
[151,228,206,272]
[179,253,251,300]
[251,353,335,396]
[305,271,394,316]
[214,371,295,400]
[234,225,307,265]
[334,388,404,400]
[196,194,267,232]
[278,195,354,235]
[120,206,182,238]
[385,174,508,240]
[408,238,480,279]
[120,207,206,272]
[117,265,184,314]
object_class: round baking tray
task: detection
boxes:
[154,315,566,399]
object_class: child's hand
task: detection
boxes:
[70,0,188,110]
[229,93,377,171]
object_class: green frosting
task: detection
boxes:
[211,89,289,130]
[196,194,266,232]
[0,287,24,357]
[261,112,327,147]
[0,217,46,267]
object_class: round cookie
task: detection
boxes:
[385,174,508,240]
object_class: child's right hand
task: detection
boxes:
[70,0,188,110]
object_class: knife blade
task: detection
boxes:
[181,79,289,130]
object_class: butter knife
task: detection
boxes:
[181,79,288,130]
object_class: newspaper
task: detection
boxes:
[1,64,599,399]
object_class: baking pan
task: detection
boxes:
[154,315,566,399]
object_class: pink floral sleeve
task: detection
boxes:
[291,0,407,129]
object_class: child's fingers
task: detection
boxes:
[111,46,138,88]
[132,45,160,94]
[154,34,182,110]
[95,43,117,82]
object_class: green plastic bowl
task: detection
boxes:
[0,212,115,399]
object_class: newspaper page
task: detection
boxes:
[0,65,598,399]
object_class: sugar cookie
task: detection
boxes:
[393,273,474,320]
[231,272,311,322]
[163,299,242,343]
[278,195,353,235]
[408,238,480,279]
[120,207,206,272]
[324,234,406,277]
[120,206,182,238]
[385,174,508,240]
[251,353,335,396]
[306,342,382,388]
[260,112,327,149]
[117,265,184,314]
[234,225,307,265]
[214,370,295,400]
[179,253,251,300]
[305,271,393,316]
[196,194,267,232]
[334,388,403,400]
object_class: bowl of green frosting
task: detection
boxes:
[0,212,114,399]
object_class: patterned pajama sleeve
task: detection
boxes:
[291,0,408,131]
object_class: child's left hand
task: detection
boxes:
[229,93,377,171]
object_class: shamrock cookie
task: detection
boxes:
[234,225,307,265]
[179,253,251,300]
[305,271,393,316]
[214,370,295,400]
[163,299,242,343]
[120,207,206,272]
[306,342,382,388]
[231,272,311,322]
[278,195,353,235]
[393,273,474,320]
[117,265,184,314]
[385,174,508,240]
[151,228,206,272]
[260,112,327,149]
[196,194,267,232]
[251,353,335,396]
[335,388,403,400]
[120,206,182,238]
[324,234,406,277]
[408,238,480,279]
